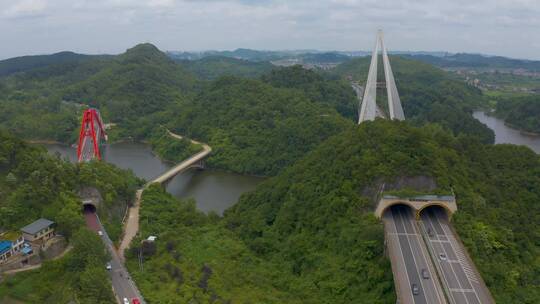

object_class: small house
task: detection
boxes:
[20,218,55,243]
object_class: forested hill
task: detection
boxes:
[405,53,540,71]
[61,43,197,126]
[262,65,358,119]
[0,51,109,77]
[330,56,495,143]
[0,43,198,141]
[165,76,353,175]
[224,120,540,303]
[494,94,540,133]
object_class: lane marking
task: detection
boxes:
[388,232,420,236]
[433,209,481,304]
[450,288,475,293]
[388,212,415,304]
[430,239,450,244]
[427,208,470,304]
[420,213,457,304]
[395,208,430,304]
[409,216,445,303]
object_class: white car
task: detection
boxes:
[98,230,103,236]
[123,298,129,304]
[439,253,447,261]
[106,262,112,270]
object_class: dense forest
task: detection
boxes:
[0,44,500,176]
[176,56,274,80]
[124,121,539,303]
[0,130,141,303]
[164,75,353,175]
[494,94,540,133]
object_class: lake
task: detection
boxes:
[44,142,264,214]
[473,111,540,153]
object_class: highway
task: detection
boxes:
[419,207,495,304]
[383,205,446,304]
[352,82,386,119]
[84,211,145,304]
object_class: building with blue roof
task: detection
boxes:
[0,240,13,263]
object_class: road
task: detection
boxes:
[383,205,446,304]
[84,211,145,304]
[118,131,212,261]
[419,208,495,304]
[351,82,386,119]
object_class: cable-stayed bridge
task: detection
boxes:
[358,30,405,124]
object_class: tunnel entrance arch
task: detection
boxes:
[380,201,416,219]
[82,200,97,213]
[375,195,457,219]
[417,204,453,221]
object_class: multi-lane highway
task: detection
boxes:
[383,205,446,304]
[420,207,495,304]
[84,211,144,304]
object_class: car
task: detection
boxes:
[132,299,141,304]
[98,230,103,236]
[123,298,129,304]
[106,262,112,270]
[412,284,420,295]
[421,268,430,279]
[439,253,447,261]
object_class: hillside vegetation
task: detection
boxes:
[225,120,539,303]
[125,121,540,303]
[177,56,274,80]
[0,44,197,142]
[166,76,353,175]
[0,44,500,177]
[494,94,540,133]
[406,53,540,71]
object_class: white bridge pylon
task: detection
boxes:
[358,30,405,124]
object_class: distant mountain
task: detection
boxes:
[167,49,452,63]
[0,51,109,77]
[405,53,540,71]
[176,56,274,80]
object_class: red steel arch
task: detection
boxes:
[77,108,107,162]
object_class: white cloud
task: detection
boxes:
[0,0,539,59]
[1,0,48,18]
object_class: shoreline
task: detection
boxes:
[33,137,269,179]
[475,110,540,137]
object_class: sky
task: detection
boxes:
[1,0,540,60]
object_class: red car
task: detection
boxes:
[132,299,141,304]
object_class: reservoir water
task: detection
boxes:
[473,111,540,153]
[44,142,264,214]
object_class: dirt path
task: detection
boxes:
[3,245,73,275]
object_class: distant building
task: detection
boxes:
[20,218,55,243]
